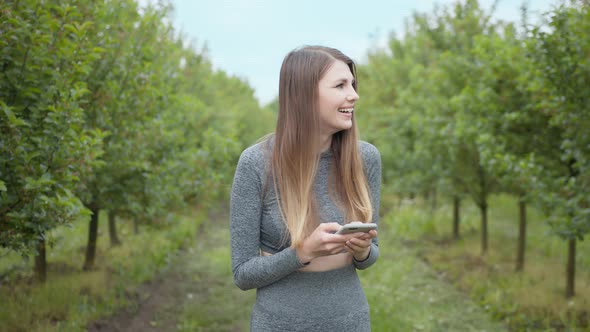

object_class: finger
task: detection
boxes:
[325,233,354,243]
[345,242,368,255]
[330,244,348,255]
[328,232,363,243]
[343,241,358,252]
[319,222,343,233]
[348,238,371,248]
[350,230,377,240]
[347,232,369,239]
[354,233,371,240]
[351,233,375,241]
[347,232,373,240]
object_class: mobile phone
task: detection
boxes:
[336,222,377,235]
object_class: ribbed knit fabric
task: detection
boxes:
[230,139,381,331]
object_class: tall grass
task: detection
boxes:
[176,226,255,331]
[386,194,590,331]
[362,221,508,332]
[0,208,205,332]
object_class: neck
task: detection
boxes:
[320,134,332,153]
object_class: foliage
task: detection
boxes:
[357,0,589,294]
[0,0,275,259]
[0,1,104,255]
[525,2,590,241]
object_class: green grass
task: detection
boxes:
[386,194,590,331]
[362,221,507,332]
[175,225,255,331]
[0,207,205,332]
[175,210,507,332]
[4,194,580,331]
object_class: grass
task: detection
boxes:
[386,194,590,331]
[3,193,583,331]
[362,220,508,332]
[0,207,205,332]
[175,210,506,332]
[175,223,255,331]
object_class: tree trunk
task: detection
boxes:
[480,201,488,255]
[516,199,527,272]
[34,236,47,283]
[108,210,121,247]
[83,204,100,271]
[453,196,460,240]
[566,238,576,298]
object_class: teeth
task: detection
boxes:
[338,108,354,113]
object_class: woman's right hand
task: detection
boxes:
[295,222,361,264]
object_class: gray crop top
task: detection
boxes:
[230,139,381,291]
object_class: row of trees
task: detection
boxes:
[357,0,589,298]
[0,0,274,281]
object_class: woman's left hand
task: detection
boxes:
[344,230,377,261]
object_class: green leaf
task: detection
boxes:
[2,105,27,127]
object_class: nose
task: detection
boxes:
[347,88,359,102]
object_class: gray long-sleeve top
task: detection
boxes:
[230,140,381,291]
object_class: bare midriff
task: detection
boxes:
[261,251,353,272]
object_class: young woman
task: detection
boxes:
[230,45,381,331]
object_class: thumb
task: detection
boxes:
[319,222,342,233]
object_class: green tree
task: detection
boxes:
[460,19,563,271]
[360,1,501,252]
[77,0,173,270]
[0,1,104,281]
[526,1,590,297]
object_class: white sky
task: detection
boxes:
[167,0,558,106]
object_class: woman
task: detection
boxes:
[230,45,381,331]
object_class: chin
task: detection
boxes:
[334,126,352,134]
[341,122,353,130]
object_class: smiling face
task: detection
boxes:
[317,60,359,139]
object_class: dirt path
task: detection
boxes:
[88,212,253,332]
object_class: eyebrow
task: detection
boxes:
[333,78,355,84]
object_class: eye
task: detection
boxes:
[335,83,344,89]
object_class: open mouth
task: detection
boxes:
[338,108,354,113]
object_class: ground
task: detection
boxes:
[86,213,506,332]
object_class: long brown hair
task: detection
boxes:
[270,45,373,248]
